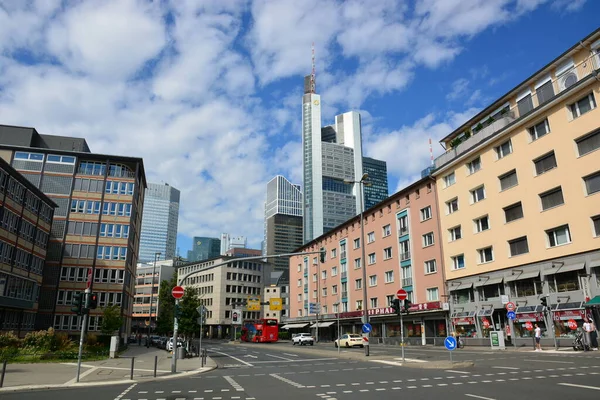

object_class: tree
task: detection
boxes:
[101,304,124,335]
[178,286,201,338]
[156,276,176,335]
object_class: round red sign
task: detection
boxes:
[525,321,534,331]
[396,289,408,300]
[567,319,578,330]
[482,319,490,329]
[505,302,516,311]
[172,285,185,299]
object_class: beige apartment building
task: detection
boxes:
[432,28,600,345]
[287,177,449,344]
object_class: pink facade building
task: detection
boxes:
[288,177,448,344]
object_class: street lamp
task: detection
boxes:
[147,252,161,347]
[344,173,370,356]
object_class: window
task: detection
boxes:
[422,232,434,247]
[470,186,485,203]
[331,266,338,276]
[369,275,377,287]
[449,226,462,241]
[321,270,327,279]
[297,279,301,287]
[517,91,534,116]
[474,215,489,232]
[382,224,391,237]
[584,171,600,195]
[534,151,557,175]
[478,247,494,263]
[368,253,376,265]
[398,216,408,235]
[427,287,439,301]
[504,202,524,223]
[528,119,550,141]
[383,247,392,260]
[499,170,518,191]
[546,225,571,247]
[446,198,459,214]
[509,236,529,256]
[540,187,564,210]
[467,157,481,174]
[331,248,337,258]
[386,295,394,306]
[495,140,513,159]
[452,254,465,270]
[353,238,360,249]
[355,279,362,290]
[425,259,437,274]
[312,273,317,282]
[420,206,432,221]
[576,129,600,156]
[370,298,378,308]
[569,93,596,118]
[592,215,600,237]
[14,152,44,161]
[332,285,338,295]
[322,287,327,297]
[385,270,394,283]
[354,258,361,269]
[367,231,375,243]
[444,172,456,187]
[536,77,555,105]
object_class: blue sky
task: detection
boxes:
[0,0,598,257]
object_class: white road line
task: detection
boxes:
[446,370,470,374]
[282,353,299,357]
[244,355,258,358]
[523,359,574,364]
[270,373,306,388]
[465,394,496,400]
[266,353,294,361]
[251,358,336,364]
[492,366,520,370]
[65,366,98,385]
[209,349,254,366]
[113,383,137,400]
[558,383,600,391]
[224,376,245,392]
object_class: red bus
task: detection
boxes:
[240,318,279,343]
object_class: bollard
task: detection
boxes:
[130,357,135,380]
[0,360,7,388]
[154,355,158,378]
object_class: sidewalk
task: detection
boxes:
[0,345,216,392]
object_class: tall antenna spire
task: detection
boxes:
[311,42,316,94]
[429,138,434,166]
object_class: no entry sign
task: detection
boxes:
[396,289,408,300]
[172,286,185,299]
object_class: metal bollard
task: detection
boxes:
[153,355,158,378]
[130,357,135,380]
[0,360,7,388]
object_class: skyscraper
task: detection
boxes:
[362,157,389,209]
[138,183,180,262]
[264,175,303,272]
[220,233,247,255]
[187,237,221,262]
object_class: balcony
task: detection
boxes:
[400,252,411,261]
[434,52,600,169]
[402,277,413,287]
[340,251,347,260]
[341,271,347,279]
[341,291,348,299]
[398,227,408,236]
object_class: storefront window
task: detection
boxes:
[452,312,477,338]
[514,306,545,338]
[386,323,402,337]
[478,284,505,301]
[406,323,422,337]
[478,309,494,338]
[514,277,542,297]
[548,270,580,293]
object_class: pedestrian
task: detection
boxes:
[137,333,141,346]
[590,319,598,350]
[534,323,542,351]
[583,318,593,351]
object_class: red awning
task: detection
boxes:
[553,309,584,321]
[515,312,543,322]
[452,317,475,325]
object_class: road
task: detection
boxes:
[3,340,600,400]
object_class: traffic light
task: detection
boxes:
[540,296,548,308]
[71,292,84,315]
[391,299,401,315]
[404,299,412,315]
[86,293,98,309]
[319,247,326,263]
[174,303,182,319]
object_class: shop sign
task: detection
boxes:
[452,317,475,325]
[407,301,442,312]
[524,321,534,331]
[567,319,578,330]
[515,312,543,322]
[552,309,585,321]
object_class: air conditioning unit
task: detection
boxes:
[558,70,578,91]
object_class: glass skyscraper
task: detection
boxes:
[187,237,221,262]
[362,157,389,209]
[138,183,180,262]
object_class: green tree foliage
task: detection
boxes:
[156,276,176,335]
[101,304,124,335]
[178,286,201,337]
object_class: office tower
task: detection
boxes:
[264,175,303,272]
[0,157,56,336]
[138,183,180,262]
[187,237,221,262]
[0,125,146,334]
[220,234,247,255]
[362,157,389,209]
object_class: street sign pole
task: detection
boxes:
[75,288,90,383]
[199,310,203,367]
[400,312,405,363]
[172,298,179,373]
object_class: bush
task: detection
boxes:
[278,332,290,340]
[0,331,20,348]
[22,328,76,353]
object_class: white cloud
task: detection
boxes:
[446,78,470,101]
[551,0,587,13]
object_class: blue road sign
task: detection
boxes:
[507,311,516,320]
[362,323,372,334]
[444,336,457,351]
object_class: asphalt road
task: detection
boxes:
[4,341,600,400]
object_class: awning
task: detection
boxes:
[505,271,539,282]
[309,321,335,328]
[449,282,473,291]
[543,262,585,276]
[473,277,503,287]
[280,323,309,329]
[589,259,600,269]
[584,296,600,306]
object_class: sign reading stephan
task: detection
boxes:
[331,301,442,320]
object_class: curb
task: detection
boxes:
[0,364,217,393]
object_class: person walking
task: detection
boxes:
[590,319,598,350]
[583,318,593,351]
[534,323,542,351]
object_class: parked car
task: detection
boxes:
[149,335,161,346]
[335,333,364,348]
[292,333,315,346]
[166,338,184,351]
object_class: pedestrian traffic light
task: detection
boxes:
[391,299,401,315]
[540,296,548,308]
[404,299,412,315]
[319,247,326,263]
[71,292,84,315]
[86,293,98,309]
